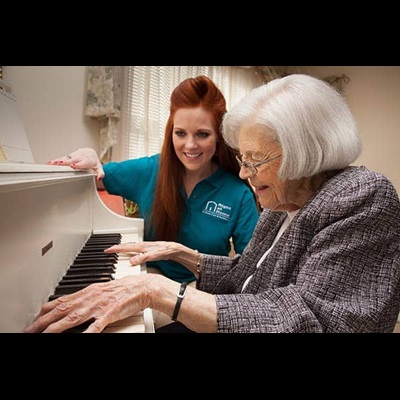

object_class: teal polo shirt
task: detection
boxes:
[103,154,259,282]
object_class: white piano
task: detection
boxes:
[0,79,154,333]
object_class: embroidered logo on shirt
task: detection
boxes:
[202,201,231,221]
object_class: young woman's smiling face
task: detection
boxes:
[172,107,218,175]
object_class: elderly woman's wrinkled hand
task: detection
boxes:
[24,276,147,333]
[105,241,180,266]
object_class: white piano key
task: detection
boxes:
[103,314,146,333]
[118,233,140,243]
[103,324,148,333]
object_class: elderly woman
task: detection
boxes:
[26,74,400,333]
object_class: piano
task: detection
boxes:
[0,78,154,333]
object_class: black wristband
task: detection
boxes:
[172,282,188,322]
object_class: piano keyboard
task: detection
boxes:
[48,232,154,333]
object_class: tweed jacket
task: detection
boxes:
[198,166,400,333]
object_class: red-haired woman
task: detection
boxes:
[48,75,259,328]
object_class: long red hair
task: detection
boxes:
[150,75,254,241]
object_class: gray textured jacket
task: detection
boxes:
[199,166,400,332]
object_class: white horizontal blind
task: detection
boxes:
[120,66,262,159]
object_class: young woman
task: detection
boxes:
[47,75,260,329]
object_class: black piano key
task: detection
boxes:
[75,251,118,257]
[83,241,116,249]
[74,258,117,264]
[84,241,119,247]
[68,266,115,274]
[62,271,114,280]
[85,234,121,244]
[63,318,97,333]
[69,261,115,269]
[89,233,121,238]
[54,282,95,295]
[58,276,111,285]
[73,258,117,265]
[79,248,115,253]
[81,250,114,256]
[49,292,70,301]
[68,268,116,278]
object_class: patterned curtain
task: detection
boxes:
[323,74,350,93]
[85,66,121,163]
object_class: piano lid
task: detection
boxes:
[0,78,74,173]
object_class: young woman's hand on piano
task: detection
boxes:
[47,148,105,180]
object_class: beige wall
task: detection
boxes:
[3,66,99,164]
[287,66,400,194]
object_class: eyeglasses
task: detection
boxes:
[235,154,281,176]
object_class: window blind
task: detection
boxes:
[120,66,262,160]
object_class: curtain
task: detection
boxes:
[85,66,121,163]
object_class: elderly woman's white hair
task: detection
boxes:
[222,74,362,180]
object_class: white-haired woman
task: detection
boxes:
[26,74,400,333]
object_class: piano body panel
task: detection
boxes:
[0,173,94,332]
[0,171,154,333]
[91,180,144,236]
